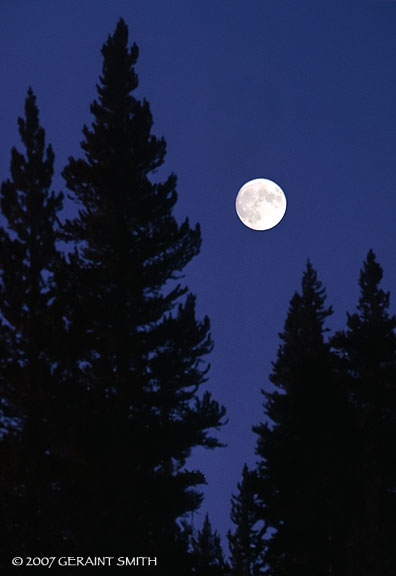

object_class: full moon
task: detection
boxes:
[235,178,287,230]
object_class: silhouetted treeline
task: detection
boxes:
[228,253,396,575]
[1,17,396,576]
[0,19,226,574]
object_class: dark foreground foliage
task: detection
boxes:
[0,20,225,575]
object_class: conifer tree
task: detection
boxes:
[0,89,64,557]
[60,19,225,566]
[228,464,265,576]
[253,261,350,575]
[332,250,396,576]
[191,514,227,576]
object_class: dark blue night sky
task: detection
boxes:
[2,0,396,544]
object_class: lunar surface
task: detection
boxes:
[235,178,287,230]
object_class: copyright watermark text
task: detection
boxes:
[11,556,158,568]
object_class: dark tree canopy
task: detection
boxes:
[0,88,64,558]
[253,261,351,575]
[332,250,396,576]
[191,514,227,576]
[0,88,62,387]
[59,18,226,566]
[0,21,226,573]
[228,464,265,576]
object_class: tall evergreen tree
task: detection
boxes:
[191,514,227,576]
[60,19,225,568]
[332,250,396,576]
[228,464,265,576]
[0,89,64,558]
[253,261,351,575]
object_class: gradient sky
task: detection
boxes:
[2,0,396,546]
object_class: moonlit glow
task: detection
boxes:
[235,178,287,231]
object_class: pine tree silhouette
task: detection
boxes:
[0,88,64,559]
[228,464,265,576]
[59,18,226,568]
[332,250,396,576]
[253,261,350,575]
[191,514,227,575]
